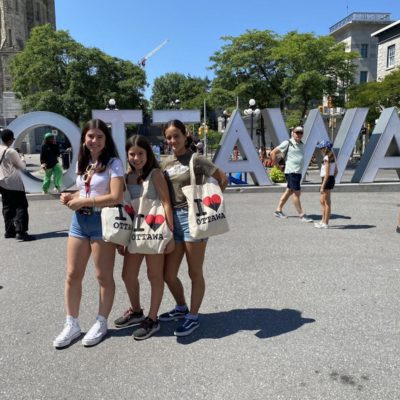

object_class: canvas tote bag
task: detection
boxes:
[181,154,229,239]
[127,170,173,254]
[101,168,134,246]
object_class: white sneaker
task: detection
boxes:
[82,317,108,347]
[299,214,313,223]
[315,222,329,229]
[53,318,81,348]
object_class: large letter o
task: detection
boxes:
[7,111,81,193]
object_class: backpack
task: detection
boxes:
[277,140,294,170]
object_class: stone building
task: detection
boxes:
[0,0,55,126]
[371,20,400,81]
[329,12,393,84]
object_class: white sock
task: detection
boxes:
[66,315,78,324]
[96,314,107,323]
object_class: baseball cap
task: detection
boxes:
[316,140,333,149]
[293,126,304,133]
[44,132,55,140]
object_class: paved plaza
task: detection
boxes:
[0,187,399,399]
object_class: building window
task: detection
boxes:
[359,71,368,83]
[360,44,368,58]
[387,45,395,68]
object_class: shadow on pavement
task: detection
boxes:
[33,230,69,239]
[330,224,375,230]
[152,308,315,345]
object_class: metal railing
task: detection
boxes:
[330,12,392,33]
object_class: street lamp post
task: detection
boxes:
[244,98,260,146]
[170,99,181,109]
[105,98,117,110]
[222,109,230,129]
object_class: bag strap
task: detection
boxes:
[188,153,198,187]
[141,169,155,199]
[282,139,293,161]
[0,148,8,166]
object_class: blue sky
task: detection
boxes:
[55,0,399,99]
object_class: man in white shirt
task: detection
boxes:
[0,129,35,241]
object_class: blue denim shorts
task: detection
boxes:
[69,211,103,240]
[173,208,207,243]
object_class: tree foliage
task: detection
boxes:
[209,30,283,110]
[10,24,146,124]
[151,72,209,110]
[347,68,400,124]
[209,30,358,117]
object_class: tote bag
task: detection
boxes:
[127,171,173,254]
[181,154,229,239]
[101,172,134,247]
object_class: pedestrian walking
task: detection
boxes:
[53,119,124,348]
[114,135,174,340]
[269,126,313,222]
[40,132,63,193]
[159,119,228,336]
[0,129,35,241]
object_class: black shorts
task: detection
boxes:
[322,176,335,190]
[285,173,302,191]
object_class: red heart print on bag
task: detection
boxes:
[124,204,135,221]
[145,214,165,231]
[203,194,222,212]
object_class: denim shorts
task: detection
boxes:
[285,173,302,191]
[69,211,103,240]
[173,208,207,243]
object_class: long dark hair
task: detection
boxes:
[125,135,159,183]
[77,119,120,175]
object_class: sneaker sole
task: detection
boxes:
[114,316,146,329]
[82,331,108,347]
[133,324,161,341]
[174,323,200,337]
[53,330,81,348]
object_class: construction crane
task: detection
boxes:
[138,39,169,67]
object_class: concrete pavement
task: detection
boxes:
[0,189,399,399]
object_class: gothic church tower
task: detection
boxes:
[0,0,55,124]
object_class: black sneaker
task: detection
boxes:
[4,233,16,239]
[16,233,36,242]
[114,307,145,329]
[174,317,200,337]
[132,317,160,340]
[159,307,189,322]
[396,226,400,234]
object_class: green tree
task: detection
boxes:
[151,72,209,109]
[347,68,400,124]
[273,32,357,117]
[209,30,357,118]
[10,24,146,124]
[209,29,283,109]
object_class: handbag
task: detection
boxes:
[127,170,173,254]
[181,154,229,239]
[101,172,134,247]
